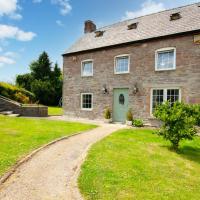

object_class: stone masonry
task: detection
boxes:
[63,33,200,121]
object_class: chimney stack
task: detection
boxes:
[84,20,96,34]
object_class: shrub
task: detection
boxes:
[104,107,111,119]
[126,109,133,121]
[187,104,200,126]
[154,101,197,151]
[0,82,35,104]
[133,119,144,127]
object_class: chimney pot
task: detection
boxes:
[84,20,96,33]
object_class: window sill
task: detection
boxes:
[81,108,93,111]
[114,72,130,75]
[81,75,93,77]
[155,68,176,72]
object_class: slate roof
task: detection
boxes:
[64,3,200,55]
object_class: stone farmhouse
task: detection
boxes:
[63,3,200,123]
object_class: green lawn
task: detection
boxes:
[48,106,63,116]
[79,129,200,200]
[0,115,96,176]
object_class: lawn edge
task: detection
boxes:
[0,127,97,186]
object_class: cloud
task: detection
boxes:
[4,51,18,58]
[56,20,64,27]
[9,13,22,20]
[0,56,15,67]
[51,0,72,15]
[0,0,22,20]
[33,0,72,15]
[0,24,36,41]
[122,0,166,20]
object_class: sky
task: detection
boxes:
[0,0,199,83]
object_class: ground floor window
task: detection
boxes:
[151,88,180,114]
[81,93,93,110]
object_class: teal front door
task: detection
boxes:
[113,88,129,122]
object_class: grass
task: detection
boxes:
[79,129,200,200]
[48,106,63,115]
[0,115,96,177]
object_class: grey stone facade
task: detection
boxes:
[63,33,200,121]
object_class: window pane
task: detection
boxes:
[152,89,164,113]
[115,56,129,73]
[167,89,179,106]
[157,50,175,70]
[82,61,93,76]
[82,94,92,109]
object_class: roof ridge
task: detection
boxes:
[96,2,199,31]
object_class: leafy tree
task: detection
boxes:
[31,80,56,105]
[30,52,52,80]
[16,73,33,91]
[15,52,62,106]
[154,101,197,151]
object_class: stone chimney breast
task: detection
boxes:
[84,20,96,34]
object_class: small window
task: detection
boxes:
[81,93,93,110]
[81,60,93,77]
[115,55,130,74]
[127,22,138,30]
[155,48,176,71]
[151,88,180,114]
[170,13,181,21]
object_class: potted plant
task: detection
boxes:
[104,107,112,123]
[126,108,133,126]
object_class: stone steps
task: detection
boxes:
[0,111,20,117]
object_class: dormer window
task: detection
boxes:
[170,12,181,21]
[95,30,104,37]
[127,22,138,30]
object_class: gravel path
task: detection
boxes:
[0,124,123,200]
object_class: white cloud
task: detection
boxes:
[0,0,22,20]
[9,13,22,20]
[56,20,64,27]
[51,0,72,15]
[4,51,18,58]
[0,24,36,41]
[122,0,166,20]
[0,56,15,67]
[32,0,72,15]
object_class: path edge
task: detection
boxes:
[0,129,97,186]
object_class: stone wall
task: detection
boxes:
[63,33,200,121]
[0,97,48,117]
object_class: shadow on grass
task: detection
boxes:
[179,146,200,164]
[160,144,200,164]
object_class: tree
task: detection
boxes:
[30,52,52,80]
[16,73,33,91]
[154,101,197,151]
[15,52,63,106]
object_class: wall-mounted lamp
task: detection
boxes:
[102,84,109,94]
[133,83,138,95]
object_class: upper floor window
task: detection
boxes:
[155,47,176,71]
[114,55,130,74]
[81,60,93,77]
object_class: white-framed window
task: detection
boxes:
[150,88,181,115]
[114,54,130,74]
[81,60,93,77]
[155,47,176,71]
[81,93,93,111]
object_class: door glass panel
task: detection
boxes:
[119,94,125,105]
